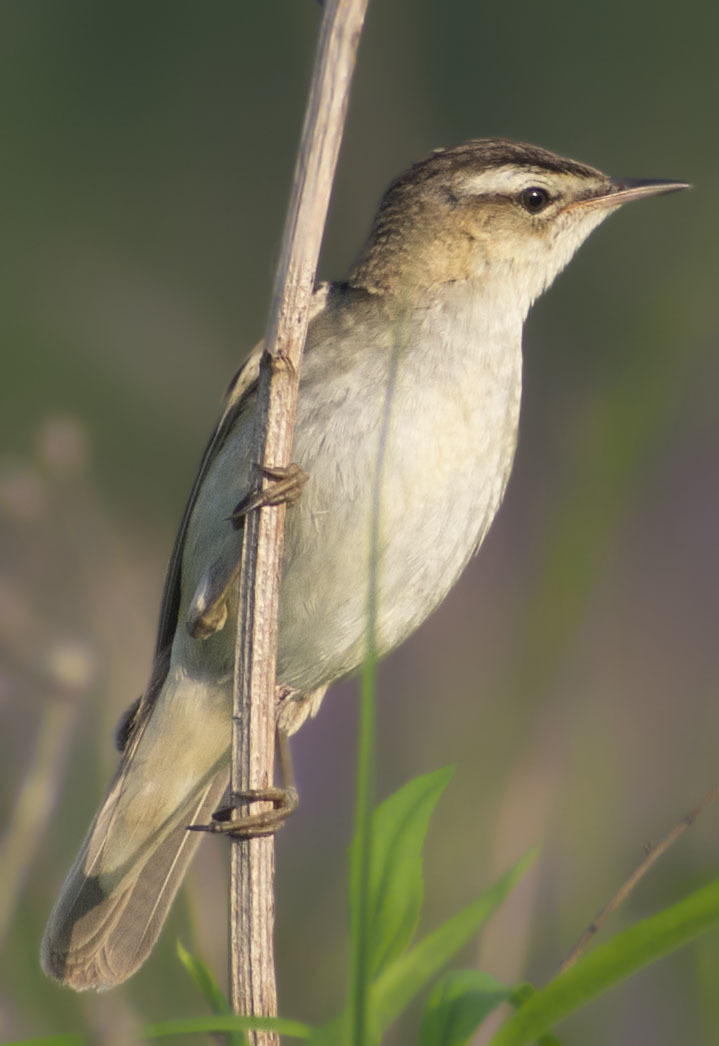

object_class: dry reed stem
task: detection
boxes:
[559,782,719,974]
[228,2,370,1042]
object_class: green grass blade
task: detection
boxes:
[370,849,536,1036]
[140,1015,312,1039]
[4,1038,86,1046]
[488,877,719,1045]
[349,299,406,1046]
[349,643,378,1046]
[176,940,245,1045]
[419,969,514,1045]
[176,939,231,1013]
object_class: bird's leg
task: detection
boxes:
[230,462,308,529]
[187,696,298,839]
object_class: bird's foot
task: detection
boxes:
[230,462,308,528]
[186,725,299,838]
[187,786,299,838]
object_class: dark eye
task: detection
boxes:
[519,187,551,213]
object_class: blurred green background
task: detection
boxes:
[0,1,717,1043]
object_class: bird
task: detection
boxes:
[41,137,688,991]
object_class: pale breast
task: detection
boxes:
[276,289,523,692]
[174,286,523,698]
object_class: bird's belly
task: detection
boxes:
[275,365,520,692]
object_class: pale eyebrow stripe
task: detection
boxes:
[455,166,555,196]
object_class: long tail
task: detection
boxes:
[41,672,230,991]
[41,762,228,991]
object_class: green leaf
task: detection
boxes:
[419,969,514,1045]
[508,985,564,1044]
[488,876,719,1045]
[349,767,454,979]
[370,849,536,1038]
[141,1015,312,1040]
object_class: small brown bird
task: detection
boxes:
[42,138,688,990]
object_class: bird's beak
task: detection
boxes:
[566,178,691,213]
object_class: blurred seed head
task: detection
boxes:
[41,638,98,694]
[35,417,89,476]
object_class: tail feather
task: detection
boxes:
[41,760,228,991]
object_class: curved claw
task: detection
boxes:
[186,786,299,838]
[230,462,308,528]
